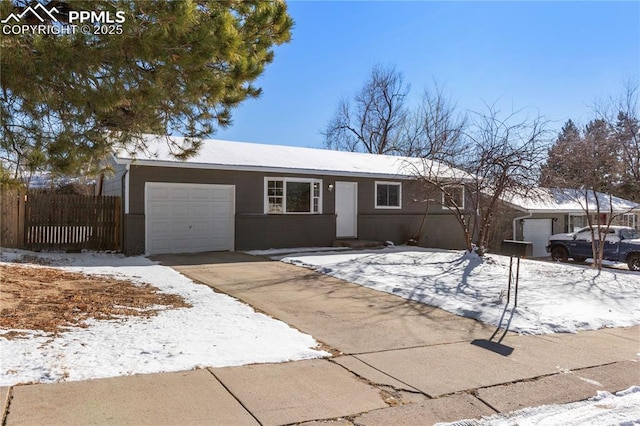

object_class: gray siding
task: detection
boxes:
[236,214,335,250]
[101,161,126,197]
[359,213,466,249]
[123,214,145,255]
[125,165,467,253]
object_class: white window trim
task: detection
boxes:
[568,213,586,232]
[264,177,323,214]
[374,181,402,209]
[441,185,465,210]
[622,213,638,230]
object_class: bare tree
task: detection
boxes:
[323,64,409,154]
[578,190,636,270]
[400,84,469,243]
[409,103,549,254]
[400,83,468,161]
[465,105,549,254]
[543,187,637,269]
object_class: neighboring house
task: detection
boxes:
[24,172,95,190]
[502,188,640,257]
[102,135,471,255]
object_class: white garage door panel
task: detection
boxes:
[145,183,235,255]
[191,188,209,199]
[192,204,210,216]
[151,204,171,218]
[523,219,552,258]
[191,221,210,233]
[148,187,170,199]
[171,188,190,199]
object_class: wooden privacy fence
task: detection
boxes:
[1,190,121,252]
[0,189,24,248]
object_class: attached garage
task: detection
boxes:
[145,182,235,255]
[523,218,552,257]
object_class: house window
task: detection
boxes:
[567,214,605,232]
[567,214,587,232]
[265,178,322,214]
[621,213,638,230]
[375,181,401,209]
[441,185,465,210]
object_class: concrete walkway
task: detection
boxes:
[3,252,639,425]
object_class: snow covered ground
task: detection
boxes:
[0,249,328,386]
[279,247,640,335]
[439,386,640,426]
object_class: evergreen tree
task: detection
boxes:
[541,118,621,192]
[539,119,582,187]
[581,119,621,193]
[0,0,293,177]
[614,111,640,202]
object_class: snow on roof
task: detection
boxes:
[113,134,469,180]
[505,188,639,213]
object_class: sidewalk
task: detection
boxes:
[3,252,639,425]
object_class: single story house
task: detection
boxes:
[102,135,472,255]
[503,188,640,257]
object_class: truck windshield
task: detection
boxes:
[620,229,639,239]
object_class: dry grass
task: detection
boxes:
[0,264,190,337]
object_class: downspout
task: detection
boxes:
[123,162,130,215]
[120,163,130,253]
[512,212,533,241]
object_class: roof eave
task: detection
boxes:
[524,208,640,214]
[112,157,467,181]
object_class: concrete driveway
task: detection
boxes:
[158,251,494,354]
[158,252,640,417]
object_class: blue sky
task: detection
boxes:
[216,1,640,148]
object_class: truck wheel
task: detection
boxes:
[551,246,569,262]
[628,254,640,271]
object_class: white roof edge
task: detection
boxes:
[111,135,473,182]
[503,187,640,213]
[525,208,640,214]
[115,157,422,180]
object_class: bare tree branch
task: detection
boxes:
[323,64,409,154]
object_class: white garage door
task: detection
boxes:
[145,183,235,255]
[523,218,552,257]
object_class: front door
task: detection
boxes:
[335,181,357,238]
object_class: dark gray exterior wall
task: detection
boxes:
[236,214,335,250]
[125,165,466,252]
[123,214,145,255]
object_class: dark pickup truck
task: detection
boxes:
[546,226,640,271]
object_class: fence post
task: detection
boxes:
[0,188,23,248]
